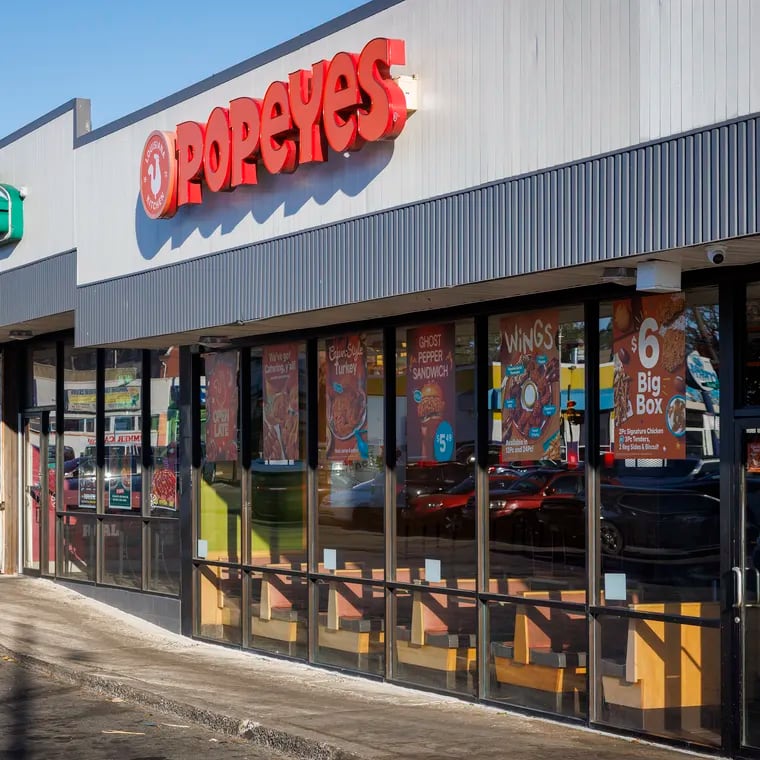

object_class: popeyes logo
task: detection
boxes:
[139,37,409,220]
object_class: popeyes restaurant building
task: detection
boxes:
[5,0,760,753]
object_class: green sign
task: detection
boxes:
[0,184,24,245]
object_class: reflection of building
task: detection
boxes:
[1,1,759,754]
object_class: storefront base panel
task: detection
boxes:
[55,579,181,634]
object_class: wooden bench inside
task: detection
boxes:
[601,601,720,730]
[393,577,530,674]
[318,568,386,656]
[492,589,587,710]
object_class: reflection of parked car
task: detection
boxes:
[318,476,385,530]
[598,487,721,557]
[403,472,522,535]
[459,468,583,540]
[532,480,730,559]
[454,441,503,466]
[402,461,470,500]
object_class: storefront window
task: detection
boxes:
[199,351,242,564]
[488,597,587,717]
[60,348,98,582]
[197,564,242,645]
[317,332,384,574]
[600,288,720,609]
[29,344,56,407]
[392,319,476,693]
[148,347,180,516]
[487,306,587,594]
[597,612,720,746]
[101,515,142,588]
[104,350,142,515]
[745,283,760,406]
[395,320,476,578]
[314,331,385,673]
[393,587,477,696]
[597,287,720,744]
[249,344,307,568]
[248,570,308,659]
[147,347,180,595]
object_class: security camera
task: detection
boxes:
[706,246,726,265]
[18,186,28,200]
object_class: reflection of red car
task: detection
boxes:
[487,469,586,519]
[459,468,586,542]
[404,472,522,535]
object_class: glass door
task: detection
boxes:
[739,423,760,751]
[21,413,53,574]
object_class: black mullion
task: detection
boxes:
[179,347,196,636]
[720,275,740,754]
[584,299,601,725]
[383,324,397,682]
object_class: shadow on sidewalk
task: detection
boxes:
[2,622,34,759]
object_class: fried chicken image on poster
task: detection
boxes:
[325,335,368,462]
[500,311,560,462]
[263,343,300,462]
[612,293,686,459]
[406,324,456,462]
[205,351,239,463]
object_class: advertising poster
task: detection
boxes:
[500,310,560,461]
[65,387,141,413]
[325,335,368,461]
[263,343,300,462]
[107,449,133,509]
[748,440,760,474]
[612,293,687,459]
[205,352,239,463]
[79,473,96,509]
[406,323,456,462]
[151,467,177,509]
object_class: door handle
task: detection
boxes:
[732,566,743,607]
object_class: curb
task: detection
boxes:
[0,643,363,760]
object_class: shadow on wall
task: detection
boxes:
[135,140,396,260]
[0,239,20,262]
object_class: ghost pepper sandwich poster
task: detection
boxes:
[325,335,368,462]
[612,293,686,459]
[500,310,560,461]
[263,343,300,462]
[205,352,239,463]
[406,323,456,462]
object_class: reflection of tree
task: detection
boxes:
[687,304,719,367]
[559,322,584,363]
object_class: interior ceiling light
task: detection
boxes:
[600,266,636,284]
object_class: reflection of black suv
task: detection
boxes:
[401,461,470,499]
[454,441,502,466]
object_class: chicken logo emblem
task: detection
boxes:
[139,130,177,219]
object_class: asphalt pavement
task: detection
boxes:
[0,656,281,759]
[0,576,715,760]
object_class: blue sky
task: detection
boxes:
[1,1,367,139]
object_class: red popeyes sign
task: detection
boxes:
[140,37,409,219]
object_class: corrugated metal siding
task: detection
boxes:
[77,115,760,347]
[0,251,75,325]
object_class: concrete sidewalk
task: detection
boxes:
[0,577,712,760]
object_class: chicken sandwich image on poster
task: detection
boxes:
[406,324,456,462]
[500,310,560,461]
[612,293,686,459]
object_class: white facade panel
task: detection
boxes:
[0,110,77,271]
[75,0,760,285]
